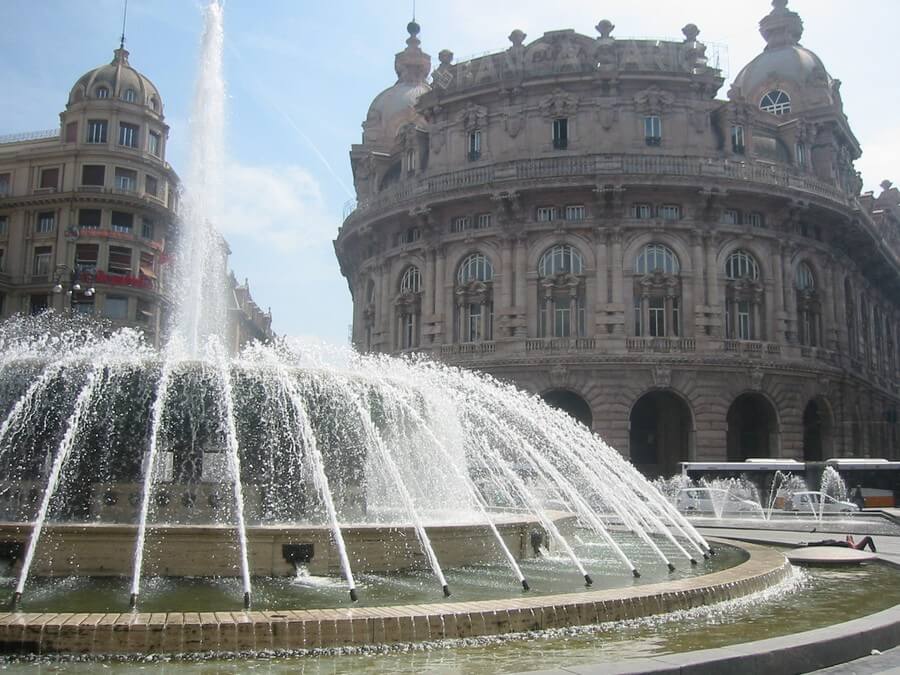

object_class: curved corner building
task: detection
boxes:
[335,1,900,475]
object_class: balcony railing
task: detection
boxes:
[440,341,495,355]
[344,154,848,224]
[626,337,696,353]
[525,337,597,352]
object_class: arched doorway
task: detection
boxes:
[802,398,833,461]
[727,393,779,460]
[541,389,592,429]
[629,391,693,478]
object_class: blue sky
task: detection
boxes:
[2,0,897,342]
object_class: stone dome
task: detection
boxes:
[729,0,836,111]
[67,47,163,114]
[362,23,431,147]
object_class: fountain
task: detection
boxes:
[0,1,804,658]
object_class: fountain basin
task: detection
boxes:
[0,512,570,578]
[0,539,788,656]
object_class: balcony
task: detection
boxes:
[440,342,495,356]
[343,154,849,225]
[526,337,597,352]
[723,340,781,356]
[626,337,696,353]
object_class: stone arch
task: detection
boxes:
[716,240,773,282]
[622,232,694,275]
[541,388,593,429]
[445,243,501,284]
[726,391,780,460]
[527,232,595,272]
[628,388,695,478]
[802,396,834,461]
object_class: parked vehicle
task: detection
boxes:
[675,488,762,516]
[786,491,859,514]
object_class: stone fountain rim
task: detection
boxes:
[0,538,792,656]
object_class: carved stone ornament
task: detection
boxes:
[634,86,675,114]
[504,107,526,138]
[549,364,569,388]
[749,367,764,391]
[539,89,578,119]
[652,366,672,388]
[459,103,488,131]
[430,126,446,155]
[596,103,619,130]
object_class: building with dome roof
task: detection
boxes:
[0,43,273,347]
[335,1,900,474]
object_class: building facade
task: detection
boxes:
[0,44,273,348]
[335,1,900,476]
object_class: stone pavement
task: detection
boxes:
[807,645,900,674]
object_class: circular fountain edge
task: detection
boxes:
[0,538,790,656]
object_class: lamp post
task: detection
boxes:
[51,265,95,311]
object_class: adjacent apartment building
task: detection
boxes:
[335,1,900,475]
[0,44,272,348]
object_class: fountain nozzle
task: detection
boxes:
[129,592,138,609]
[690,558,698,566]
[521,579,530,591]
[708,548,716,556]
[632,569,641,578]
[243,592,251,609]
[667,562,676,572]
[9,591,21,610]
[442,584,451,598]
[349,588,358,602]
[583,574,593,587]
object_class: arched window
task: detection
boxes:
[759,90,791,115]
[457,253,494,284]
[724,250,763,340]
[95,86,109,99]
[725,250,760,281]
[632,243,682,338]
[796,262,820,347]
[538,245,585,337]
[635,243,680,275]
[123,88,137,103]
[396,266,422,350]
[455,253,494,343]
[149,97,159,112]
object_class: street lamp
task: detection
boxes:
[51,265,95,309]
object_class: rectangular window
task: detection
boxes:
[659,205,681,220]
[552,118,568,149]
[565,205,585,221]
[30,295,48,315]
[35,211,55,234]
[141,218,155,239]
[72,296,95,316]
[451,216,471,233]
[145,175,158,196]
[118,123,139,148]
[723,209,740,225]
[65,122,78,143]
[633,203,652,219]
[111,211,134,234]
[148,131,161,157]
[104,296,129,320]
[476,213,492,229]
[33,246,52,277]
[115,168,137,192]
[75,243,99,273]
[81,164,105,186]
[39,167,59,190]
[537,206,557,222]
[673,297,681,337]
[406,149,417,173]
[644,116,662,145]
[140,251,156,281]
[466,303,482,342]
[795,142,806,167]
[108,246,132,275]
[467,130,481,160]
[136,299,153,325]
[87,119,108,144]
[79,208,102,229]
[0,216,7,236]
[0,173,9,196]
[749,212,764,228]
[738,301,752,340]
[649,296,666,337]
[555,305,571,338]
[731,125,745,153]
[402,313,415,348]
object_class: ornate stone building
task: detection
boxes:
[334,1,900,476]
[0,43,273,348]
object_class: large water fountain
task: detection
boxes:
[0,2,806,659]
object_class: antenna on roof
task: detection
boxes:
[412,0,416,22]
[120,0,129,49]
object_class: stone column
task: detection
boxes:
[782,246,796,343]
[595,227,609,305]
[514,235,528,336]
[822,259,837,350]
[379,262,391,351]
[664,294,674,338]
[611,230,624,336]
[641,294,649,337]
[772,242,785,343]
[569,292,577,337]
[753,300,761,341]
[500,236,514,319]
[704,234,720,336]
[424,247,435,317]
[435,248,447,344]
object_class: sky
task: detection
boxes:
[1,0,898,343]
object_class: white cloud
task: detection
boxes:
[218,160,337,251]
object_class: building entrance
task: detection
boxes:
[727,393,779,460]
[629,391,692,478]
[541,389,592,429]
